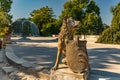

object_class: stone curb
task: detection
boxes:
[1,45,50,80]
[2,45,42,75]
[5,46,35,68]
[4,45,50,71]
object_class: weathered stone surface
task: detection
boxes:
[0,50,4,63]
[38,72,50,80]
[6,50,27,64]
[5,46,30,68]
[22,62,35,68]
[9,70,20,80]
[34,66,49,72]
[0,69,10,80]
[50,64,85,80]
[10,71,50,80]
[0,49,7,63]
[2,66,17,74]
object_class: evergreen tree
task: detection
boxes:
[97,2,120,44]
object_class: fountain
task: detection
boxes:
[12,19,40,40]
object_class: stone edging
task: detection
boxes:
[5,46,35,69]
[4,46,50,80]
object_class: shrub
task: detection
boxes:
[96,26,120,44]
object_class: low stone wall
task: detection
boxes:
[52,35,99,42]
[79,35,99,42]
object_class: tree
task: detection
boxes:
[97,2,120,44]
[0,0,12,38]
[0,11,11,38]
[86,0,100,15]
[0,0,12,23]
[30,6,56,35]
[60,0,89,21]
[59,0,89,36]
[59,0,103,35]
[111,2,120,27]
[0,0,12,12]
[102,23,109,30]
[82,0,103,35]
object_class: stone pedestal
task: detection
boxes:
[50,64,86,80]
[5,33,12,44]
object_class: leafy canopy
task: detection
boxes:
[60,0,103,35]
[0,0,12,38]
[60,0,89,20]
[0,0,12,12]
[0,11,11,38]
[30,6,56,35]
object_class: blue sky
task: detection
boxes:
[10,0,120,26]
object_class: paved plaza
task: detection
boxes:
[4,37,120,80]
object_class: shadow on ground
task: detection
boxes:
[88,48,120,78]
[11,44,58,68]
[10,39,120,79]
[88,48,120,68]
